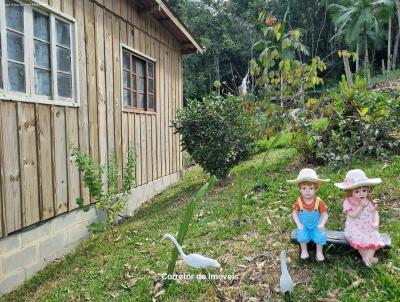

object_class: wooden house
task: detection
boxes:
[0,0,202,294]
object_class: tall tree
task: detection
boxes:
[374,0,395,74]
[330,0,381,84]
[392,0,400,68]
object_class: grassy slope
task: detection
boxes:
[2,149,400,302]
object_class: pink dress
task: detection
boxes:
[343,197,385,250]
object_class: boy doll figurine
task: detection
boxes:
[288,168,329,261]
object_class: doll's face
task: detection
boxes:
[351,187,369,201]
[299,183,316,200]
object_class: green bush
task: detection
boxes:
[172,93,255,179]
[290,76,400,166]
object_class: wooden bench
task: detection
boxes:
[290,230,392,249]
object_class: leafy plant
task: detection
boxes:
[165,176,216,286]
[72,147,136,232]
[251,16,326,106]
[172,93,255,179]
[290,76,400,167]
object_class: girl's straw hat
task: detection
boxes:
[287,168,329,184]
[334,169,382,190]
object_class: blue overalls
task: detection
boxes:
[295,197,326,245]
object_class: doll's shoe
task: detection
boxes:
[371,257,379,264]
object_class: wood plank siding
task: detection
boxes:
[0,0,188,237]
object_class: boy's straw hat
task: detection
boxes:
[287,168,329,184]
[334,169,382,190]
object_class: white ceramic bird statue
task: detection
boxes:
[280,250,294,302]
[161,234,221,269]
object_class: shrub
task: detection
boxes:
[290,76,400,166]
[172,93,255,179]
[72,147,136,232]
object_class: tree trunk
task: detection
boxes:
[343,53,353,86]
[393,0,400,68]
[356,41,360,72]
[280,75,283,107]
[364,33,371,85]
[387,15,392,74]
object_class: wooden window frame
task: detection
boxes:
[121,43,156,114]
[0,0,79,107]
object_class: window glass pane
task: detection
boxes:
[137,61,145,76]
[33,11,49,41]
[34,40,50,69]
[123,71,130,88]
[56,47,71,72]
[7,31,24,62]
[148,79,153,93]
[8,61,25,92]
[123,89,130,106]
[57,73,72,97]
[56,19,70,47]
[139,94,145,109]
[147,62,153,78]
[139,77,145,93]
[122,51,130,69]
[132,91,137,107]
[132,76,136,90]
[6,0,24,32]
[35,69,51,96]
[148,94,154,109]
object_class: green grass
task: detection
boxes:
[2,149,400,301]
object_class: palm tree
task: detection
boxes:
[374,0,396,75]
[330,0,381,85]
[393,0,400,69]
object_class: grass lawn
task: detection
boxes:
[2,148,400,302]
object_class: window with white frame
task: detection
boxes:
[0,0,78,105]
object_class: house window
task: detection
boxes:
[0,0,78,105]
[122,47,155,112]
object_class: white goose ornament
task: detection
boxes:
[280,250,294,302]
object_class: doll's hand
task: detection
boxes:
[317,223,325,230]
[361,198,369,208]
[372,222,379,229]
[297,224,304,230]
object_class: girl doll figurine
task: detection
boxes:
[335,169,385,267]
[288,168,329,261]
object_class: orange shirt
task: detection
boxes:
[293,196,327,212]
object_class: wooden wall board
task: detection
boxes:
[36,104,54,219]
[0,102,22,233]
[74,0,90,204]
[17,103,40,227]
[95,4,108,192]
[66,108,80,210]
[51,106,68,214]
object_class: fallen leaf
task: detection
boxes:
[154,289,165,298]
[241,268,252,281]
[121,278,139,289]
[266,217,272,225]
[350,278,364,289]
[244,256,254,262]
[109,291,119,298]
